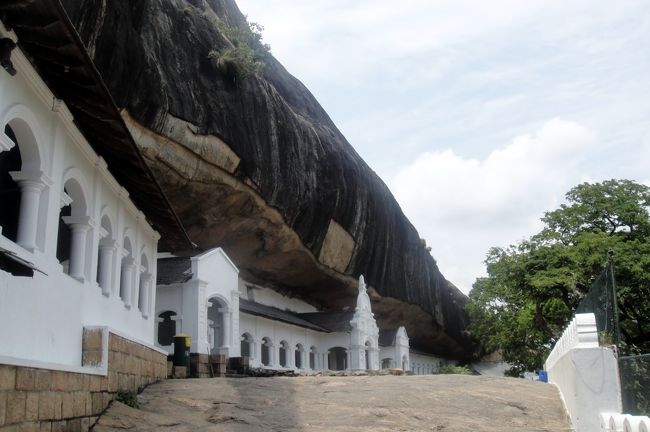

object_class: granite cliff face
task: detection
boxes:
[62,0,476,359]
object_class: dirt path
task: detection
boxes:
[93,375,572,432]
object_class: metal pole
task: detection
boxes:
[607,249,622,349]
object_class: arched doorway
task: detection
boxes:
[157,311,177,346]
[207,297,228,355]
[402,355,408,371]
[279,340,289,367]
[381,358,392,369]
[261,337,272,366]
[295,344,304,369]
[328,347,347,371]
[241,333,253,358]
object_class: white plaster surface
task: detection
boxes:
[155,248,240,357]
[0,36,159,368]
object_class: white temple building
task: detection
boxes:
[155,247,444,374]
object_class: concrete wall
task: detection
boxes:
[0,22,159,368]
[545,314,622,432]
[0,328,167,431]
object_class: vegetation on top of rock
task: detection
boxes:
[468,179,650,376]
[204,12,270,82]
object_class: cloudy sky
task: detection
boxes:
[237,0,650,294]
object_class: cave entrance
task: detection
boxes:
[328,347,347,371]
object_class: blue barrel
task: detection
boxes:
[538,370,548,383]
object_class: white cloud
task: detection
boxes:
[235,0,650,294]
[388,119,597,293]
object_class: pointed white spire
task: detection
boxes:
[356,274,371,313]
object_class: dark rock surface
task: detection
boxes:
[62,0,476,359]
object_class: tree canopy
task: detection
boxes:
[468,179,650,376]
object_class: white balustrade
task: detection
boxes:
[600,413,650,432]
[545,313,599,370]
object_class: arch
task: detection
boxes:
[157,310,177,346]
[207,295,229,355]
[309,346,317,370]
[381,358,393,369]
[295,343,304,369]
[401,355,409,371]
[261,337,273,366]
[0,125,22,242]
[60,168,90,217]
[57,176,91,278]
[328,347,347,371]
[240,333,254,358]
[279,340,289,368]
[2,104,44,172]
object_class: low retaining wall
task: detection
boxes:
[0,328,166,431]
[545,314,622,432]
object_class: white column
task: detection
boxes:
[273,344,279,367]
[62,216,92,281]
[139,272,152,317]
[97,241,116,296]
[120,256,135,308]
[10,171,51,251]
[220,307,232,349]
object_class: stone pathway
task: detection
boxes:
[92,375,572,431]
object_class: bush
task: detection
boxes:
[116,390,140,408]
[437,365,472,375]
[204,13,270,82]
[208,46,264,81]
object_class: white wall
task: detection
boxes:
[545,314,622,432]
[239,279,318,313]
[0,23,159,368]
[410,352,443,375]
[155,248,240,357]
[239,312,353,371]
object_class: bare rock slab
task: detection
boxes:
[92,375,572,432]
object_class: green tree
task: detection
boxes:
[468,179,650,376]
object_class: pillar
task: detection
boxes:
[61,215,92,280]
[97,241,116,296]
[120,256,135,308]
[273,344,280,368]
[139,272,152,317]
[10,171,50,251]
[220,307,232,349]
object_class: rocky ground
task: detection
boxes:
[92,375,572,431]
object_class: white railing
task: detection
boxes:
[545,312,621,432]
[545,313,599,370]
[600,413,650,432]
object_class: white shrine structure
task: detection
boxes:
[0,6,191,431]
[155,247,428,373]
